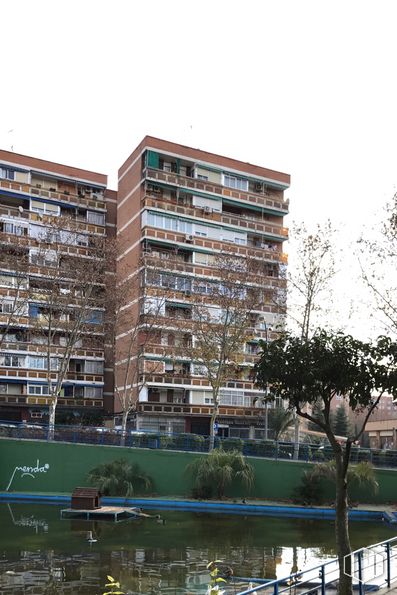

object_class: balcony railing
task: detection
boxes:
[139,401,263,418]
[0,205,105,242]
[0,178,105,211]
[142,254,286,288]
[145,168,289,213]
[142,228,288,263]
[0,367,103,383]
[0,342,104,358]
[143,196,288,239]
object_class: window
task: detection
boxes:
[0,221,27,236]
[0,167,15,180]
[0,274,27,288]
[0,384,7,393]
[0,301,14,314]
[85,386,103,398]
[84,360,104,374]
[87,211,105,225]
[76,233,88,246]
[28,384,50,395]
[145,212,193,235]
[223,174,248,191]
[31,200,60,216]
[84,310,104,324]
[27,356,59,370]
[30,250,58,268]
[0,354,25,367]
[197,174,208,181]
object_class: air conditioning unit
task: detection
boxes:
[185,234,194,242]
[254,182,263,192]
[185,290,192,297]
[204,206,211,213]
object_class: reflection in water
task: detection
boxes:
[0,503,393,594]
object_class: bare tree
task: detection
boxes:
[111,257,167,445]
[28,217,109,439]
[287,220,337,338]
[191,254,261,450]
[286,220,338,458]
[360,193,397,336]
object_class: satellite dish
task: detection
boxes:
[18,206,24,213]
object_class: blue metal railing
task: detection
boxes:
[236,536,397,594]
[0,420,397,469]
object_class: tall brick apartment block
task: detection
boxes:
[0,150,116,422]
[116,137,290,438]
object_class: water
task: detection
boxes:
[0,502,394,594]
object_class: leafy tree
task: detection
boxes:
[333,405,350,437]
[186,449,255,499]
[268,406,294,441]
[255,331,397,595]
[308,399,325,431]
[88,459,153,497]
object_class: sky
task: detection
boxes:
[1,0,396,338]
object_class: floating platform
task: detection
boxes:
[60,505,142,522]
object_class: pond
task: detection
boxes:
[0,502,394,594]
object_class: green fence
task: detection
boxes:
[0,438,396,504]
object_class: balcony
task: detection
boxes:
[0,341,104,359]
[142,227,288,263]
[144,168,289,214]
[0,178,105,211]
[138,401,263,419]
[144,195,288,240]
[23,395,103,408]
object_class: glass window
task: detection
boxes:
[87,211,105,225]
[85,386,103,398]
[84,310,104,324]
[84,360,104,374]
[223,174,248,191]
[0,354,25,367]
[0,167,15,180]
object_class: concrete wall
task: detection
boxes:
[0,439,395,504]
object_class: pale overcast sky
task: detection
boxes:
[1,0,396,338]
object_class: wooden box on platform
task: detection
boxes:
[71,487,101,510]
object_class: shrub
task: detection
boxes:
[186,449,255,499]
[174,433,205,451]
[88,459,153,497]
[292,470,324,505]
[220,438,244,452]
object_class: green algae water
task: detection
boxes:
[0,503,394,594]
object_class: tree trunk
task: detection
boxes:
[335,455,353,595]
[120,409,129,447]
[209,407,218,452]
[48,400,56,441]
[293,414,300,460]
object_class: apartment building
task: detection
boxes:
[116,137,290,438]
[0,150,116,423]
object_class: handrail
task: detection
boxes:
[237,535,397,595]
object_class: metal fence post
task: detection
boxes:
[357,550,364,595]
[320,564,326,595]
[386,543,391,588]
[273,581,278,595]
